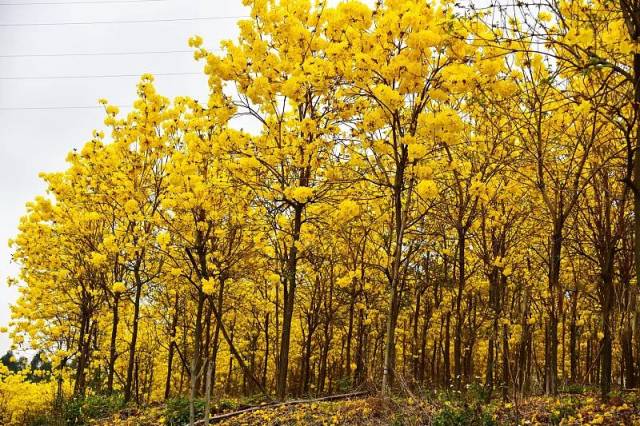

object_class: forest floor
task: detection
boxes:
[90,389,640,425]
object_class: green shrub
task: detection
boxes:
[559,384,585,395]
[467,381,492,404]
[433,404,496,426]
[164,396,243,425]
[164,396,205,426]
[215,398,238,412]
[390,412,406,426]
[24,412,63,426]
[62,393,124,425]
[548,397,578,426]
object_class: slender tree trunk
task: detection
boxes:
[622,309,635,388]
[601,270,614,399]
[302,319,314,394]
[355,309,366,386]
[454,227,466,390]
[124,266,143,403]
[419,306,429,383]
[107,295,120,394]
[382,270,402,393]
[276,205,303,399]
[318,276,333,393]
[74,307,91,397]
[134,358,140,404]
[345,287,355,381]
[165,295,180,400]
[486,325,496,398]
[225,322,235,394]
[545,225,562,395]
[486,269,499,398]
[633,53,640,359]
[502,323,509,401]
[203,279,225,426]
[444,312,451,387]
[318,324,330,393]
[263,313,269,388]
[412,287,421,382]
[203,353,213,426]
[189,289,206,426]
[382,153,408,394]
[570,292,578,384]
[199,302,213,395]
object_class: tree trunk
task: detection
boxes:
[441,311,450,387]
[73,305,91,397]
[107,294,120,394]
[622,313,635,388]
[486,327,495,398]
[263,313,269,388]
[454,227,466,390]
[276,205,303,399]
[165,295,180,400]
[545,225,562,395]
[124,265,143,403]
[189,289,206,426]
[633,53,640,363]
[382,153,408,394]
[600,270,614,399]
[203,278,225,426]
[502,323,509,401]
[345,286,355,382]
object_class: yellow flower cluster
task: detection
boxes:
[201,277,216,296]
[335,199,361,222]
[112,281,126,294]
[156,231,170,250]
[89,251,107,267]
[124,199,138,215]
[415,180,438,199]
[284,186,314,204]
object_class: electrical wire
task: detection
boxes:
[0,105,131,111]
[0,15,248,27]
[0,71,201,80]
[0,0,167,5]
[0,48,224,58]
[0,49,193,58]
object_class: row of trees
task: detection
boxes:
[6,0,640,423]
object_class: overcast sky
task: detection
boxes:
[0,0,250,353]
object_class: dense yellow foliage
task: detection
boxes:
[0,368,60,425]
[5,0,640,424]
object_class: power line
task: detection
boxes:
[0,15,248,27]
[0,49,195,58]
[0,105,131,111]
[0,71,201,80]
[0,0,167,5]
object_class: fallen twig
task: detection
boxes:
[192,390,370,425]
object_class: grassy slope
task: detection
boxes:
[93,392,640,425]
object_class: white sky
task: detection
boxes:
[0,0,249,354]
